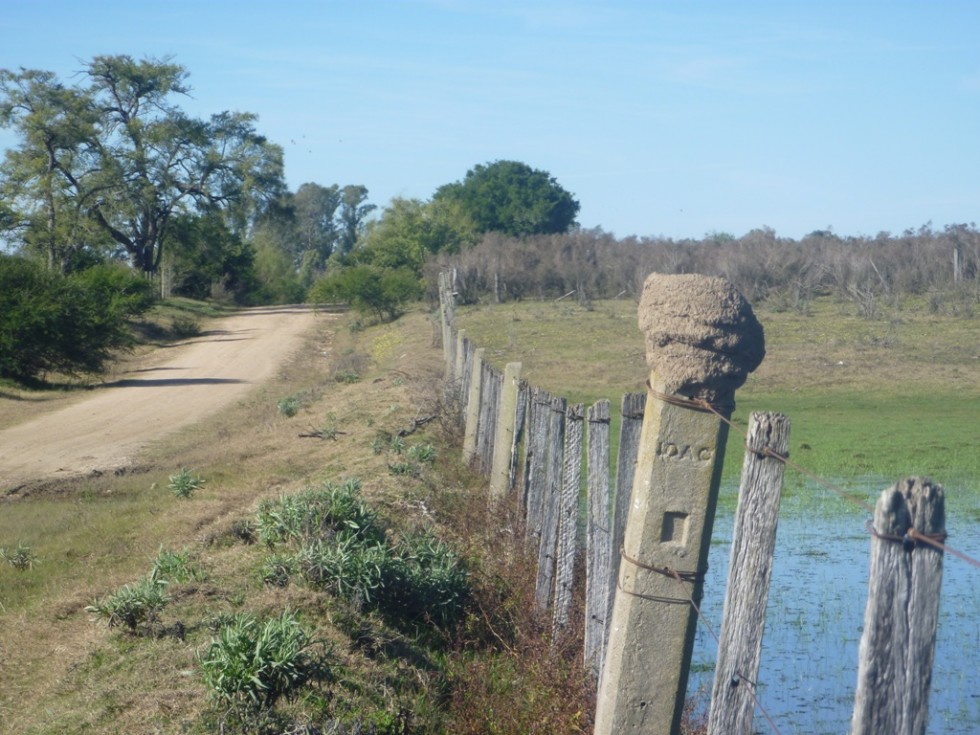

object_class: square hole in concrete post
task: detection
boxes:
[661,512,689,545]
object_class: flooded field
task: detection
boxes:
[688,485,980,735]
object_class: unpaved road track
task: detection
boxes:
[0,305,320,494]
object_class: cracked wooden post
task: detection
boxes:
[708,411,790,735]
[595,273,765,735]
[850,478,945,735]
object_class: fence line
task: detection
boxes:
[435,280,975,734]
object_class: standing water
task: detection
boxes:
[687,487,980,735]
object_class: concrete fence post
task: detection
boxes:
[595,273,765,735]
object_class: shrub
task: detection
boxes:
[277,395,300,417]
[168,467,205,498]
[169,314,202,338]
[0,256,154,381]
[384,532,469,628]
[309,264,422,321]
[198,610,328,711]
[85,575,169,633]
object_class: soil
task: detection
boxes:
[0,305,320,495]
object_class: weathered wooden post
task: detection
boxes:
[462,347,485,466]
[708,412,790,735]
[524,388,552,546]
[535,395,567,611]
[553,403,585,634]
[850,477,945,735]
[489,362,523,501]
[595,273,765,735]
[438,270,456,377]
[586,399,613,677]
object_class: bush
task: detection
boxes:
[0,255,154,381]
[308,264,422,321]
[198,610,328,711]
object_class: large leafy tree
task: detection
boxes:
[0,56,285,276]
[0,69,104,271]
[433,160,579,237]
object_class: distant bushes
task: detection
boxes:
[0,254,154,381]
[430,223,980,314]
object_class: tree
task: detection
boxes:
[0,69,104,271]
[433,160,579,237]
[337,184,376,256]
[164,213,257,303]
[0,56,285,278]
[292,182,341,270]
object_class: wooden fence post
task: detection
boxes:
[454,328,467,385]
[490,362,523,501]
[850,477,945,735]
[524,388,552,547]
[586,399,613,677]
[595,273,765,735]
[438,271,456,377]
[707,412,790,735]
[462,347,484,466]
[613,393,646,576]
[476,363,501,475]
[535,395,567,611]
[553,403,585,634]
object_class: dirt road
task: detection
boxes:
[0,305,321,494]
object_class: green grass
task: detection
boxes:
[456,296,980,517]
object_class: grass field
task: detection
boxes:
[455,295,980,515]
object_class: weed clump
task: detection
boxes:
[198,610,330,712]
[168,467,205,498]
[85,575,169,634]
[0,542,39,571]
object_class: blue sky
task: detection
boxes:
[2,0,978,240]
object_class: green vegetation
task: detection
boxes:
[456,296,980,515]
[0,541,39,571]
[433,159,580,237]
[309,263,423,321]
[85,575,170,634]
[197,610,329,713]
[0,255,155,381]
[167,468,206,499]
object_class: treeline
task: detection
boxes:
[430,223,980,316]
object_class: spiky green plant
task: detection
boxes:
[198,610,328,710]
[168,467,205,498]
[85,575,169,633]
[0,542,39,571]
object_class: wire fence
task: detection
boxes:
[437,272,979,734]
